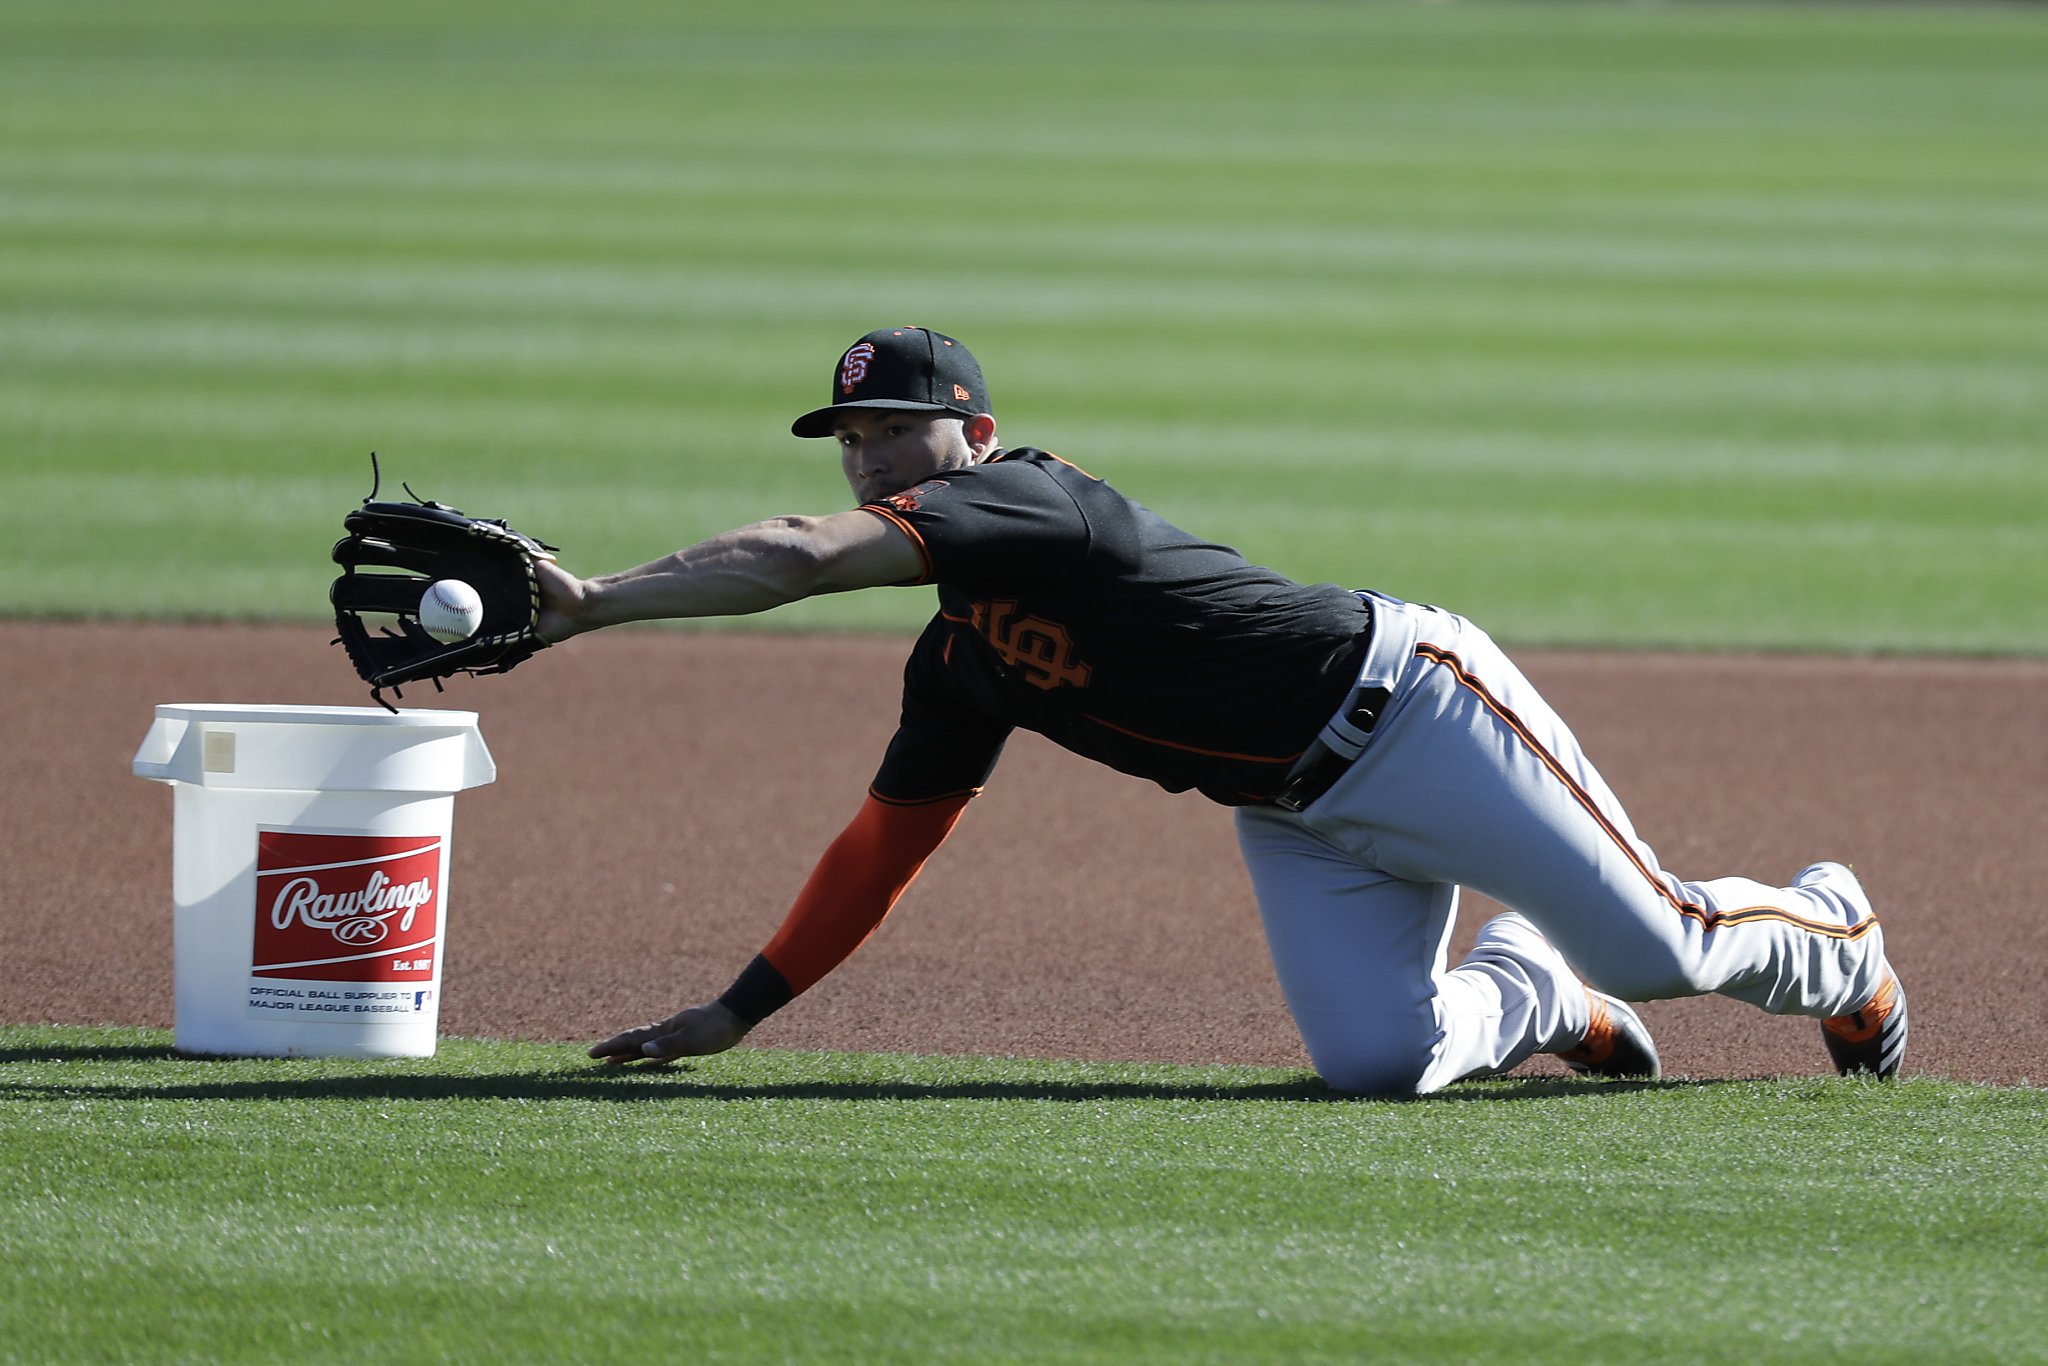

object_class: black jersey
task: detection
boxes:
[859,447,1372,807]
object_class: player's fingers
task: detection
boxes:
[587,1021,666,1062]
[638,1028,703,1062]
[640,1006,746,1061]
[592,1004,743,1065]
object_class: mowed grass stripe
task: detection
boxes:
[2,1,2045,648]
[8,248,2044,363]
[7,152,2047,296]
[3,1028,2045,1364]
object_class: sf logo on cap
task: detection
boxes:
[839,342,876,395]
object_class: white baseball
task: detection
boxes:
[419,579,484,643]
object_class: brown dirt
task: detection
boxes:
[6,619,2044,1084]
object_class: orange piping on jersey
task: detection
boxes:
[759,790,972,997]
[1039,450,1101,480]
[1414,643,1877,943]
[1082,713,1302,766]
[857,504,933,583]
[987,447,1101,480]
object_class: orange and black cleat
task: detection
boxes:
[1558,990,1661,1080]
[1822,970,1909,1079]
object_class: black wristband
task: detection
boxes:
[717,954,795,1027]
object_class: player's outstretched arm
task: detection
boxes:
[537,509,920,642]
[589,1001,751,1065]
[589,791,974,1067]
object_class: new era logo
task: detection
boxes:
[953,384,971,402]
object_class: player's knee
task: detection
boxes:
[1316,1056,1431,1098]
[1301,1019,1436,1098]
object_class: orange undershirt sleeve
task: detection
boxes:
[757,791,973,998]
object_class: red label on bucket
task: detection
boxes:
[252,831,441,982]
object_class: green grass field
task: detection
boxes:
[4,1028,2045,1365]
[6,5,2047,1362]
[2,0,2045,650]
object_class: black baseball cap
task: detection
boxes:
[791,327,992,438]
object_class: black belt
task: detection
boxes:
[1271,685,1392,813]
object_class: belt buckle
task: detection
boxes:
[1273,743,1340,813]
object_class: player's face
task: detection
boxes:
[835,410,978,504]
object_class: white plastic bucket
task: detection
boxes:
[133,704,496,1058]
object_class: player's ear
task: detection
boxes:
[964,413,998,458]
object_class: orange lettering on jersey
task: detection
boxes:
[969,599,1092,690]
[880,478,948,513]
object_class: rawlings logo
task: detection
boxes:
[839,342,876,395]
[270,868,433,944]
[252,831,443,982]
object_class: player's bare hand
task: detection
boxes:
[588,1002,750,1065]
[534,558,591,644]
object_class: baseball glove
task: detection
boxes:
[330,467,559,709]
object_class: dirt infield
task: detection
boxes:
[7,619,2043,1085]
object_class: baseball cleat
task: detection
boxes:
[1557,990,1661,1080]
[1821,969,1908,1079]
[1794,862,1908,1079]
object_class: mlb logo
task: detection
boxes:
[252,830,442,983]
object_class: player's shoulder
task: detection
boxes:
[989,446,1102,482]
[962,447,1110,512]
[866,446,1091,516]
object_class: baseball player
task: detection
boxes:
[539,326,1907,1094]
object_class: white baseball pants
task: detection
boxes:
[1235,595,1889,1097]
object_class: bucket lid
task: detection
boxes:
[149,703,482,727]
[133,703,495,792]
